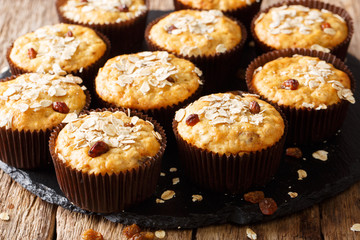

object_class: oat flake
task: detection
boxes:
[0,213,10,221]
[161,190,175,200]
[246,228,257,240]
[192,194,203,202]
[297,169,307,180]
[312,150,328,161]
[155,230,166,239]
[351,223,360,232]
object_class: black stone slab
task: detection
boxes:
[0,10,359,229]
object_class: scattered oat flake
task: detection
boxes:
[298,169,307,180]
[246,228,257,240]
[175,109,186,122]
[192,194,203,202]
[156,198,165,204]
[312,150,328,161]
[216,44,227,53]
[172,177,180,185]
[0,212,9,221]
[288,192,298,198]
[351,223,360,232]
[155,230,166,239]
[169,167,177,172]
[161,190,175,200]
[160,172,166,177]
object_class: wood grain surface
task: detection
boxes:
[0,0,359,239]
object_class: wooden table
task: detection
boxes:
[0,0,359,239]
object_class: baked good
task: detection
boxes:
[49,109,166,213]
[173,92,286,193]
[246,48,355,144]
[145,10,246,93]
[7,23,109,90]
[251,1,354,60]
[174,0,262,29]
[0,73,89,169]
[56,0,148,55]
[95,51,203,130]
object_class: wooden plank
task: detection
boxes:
[0,170,56,240]
[196,206,321,240]
[320,182,360,240]
[56,207,192,240]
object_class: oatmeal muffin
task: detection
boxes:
[0,73,89,169]
[56,0,148,55]
[246,48,355,144]
[95,51,203,129]
[145,10,246,93]
[251,1,353,60]
[173,92,286,193]
[174,0,262,29]
[7,23,109,90]
[50,109,166,212]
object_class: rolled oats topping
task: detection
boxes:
[0,73,84,130]
[60,0,147,24]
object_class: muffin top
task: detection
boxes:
[251,55,355,109]
[55,111,162,175]
[0,73,87,131]
[176,0,258,11]
[95,51,203,110]
[148,10,242,57]
[254,5,348,51]
[59,0,147,24]
[175,93,285,154]
[9,23,107,74]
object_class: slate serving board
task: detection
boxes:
[0,11,359,229]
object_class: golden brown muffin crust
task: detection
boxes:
[177,0,258,11]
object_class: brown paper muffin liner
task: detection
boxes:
[6,29,111,95]
[250,0,354,61]
[0,74,91,169]
[49,108,166,213]
[145,12,247,94]
[173,0,262,30]
[172,92,288,193]
[56,0,148,56]
[245,48,356,145]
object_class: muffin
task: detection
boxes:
[251,1,354,60]
[246,48,355,144]
[173,92,287,193]
[56,0,148,55]
[95,51,203,131]
[49,109,166,213]
[174,0,262,30]
[6,23,110,91]
[145,10,247,93]
[0,73,89,169]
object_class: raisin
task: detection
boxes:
[81,0,88,2]
[167,76,176,83]
[321,22,331,30]
[28,48,37,59]
[66,30,73,37]
[244,191,265,204]
[88,141,109,158]
[122,224,141,238]
[281,79,299,90]
[286,147,302,159]
[167,25,177,33]
[124,122,134,127]
[249,101,260,114]
[186,114,200,126]
[117,4,129,12]
[259,198,278,215]
[81,229,103,240]
[52,102,70,114]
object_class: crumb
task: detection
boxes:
[155,230,166,239]
[156,198,165,204]
[286,147,302,158]
[7,204,14,209]
[351,223,360,232]
[297,169,307,180]
[288,192,298,198]
[0,212,9,221]
[312,150,328,161]
[246,228,257,240]
[161,190,175,200]
[244,191,265,203]
[122,224,141,238]
[172,178,180,185]
[192,194,203,202]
